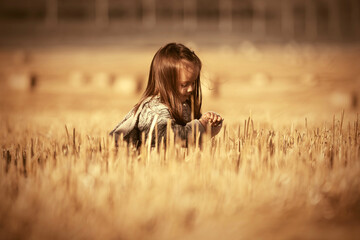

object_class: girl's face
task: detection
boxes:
[177,65,198,103]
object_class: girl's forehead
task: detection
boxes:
[179,68,199,84]
[180,61,199,76]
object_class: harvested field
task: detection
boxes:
[1,44,360,239]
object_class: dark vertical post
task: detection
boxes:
[305,0,317,40]
[184,0,197,30]
[219,0,232,32]
[173,0,182,28]
[95,0,109,27]
[142,0,156,28]
[351,0,359,38]
[252,0,266,37]
[328,0,341,39]
[46,0,58,26]
[281,0,294,39]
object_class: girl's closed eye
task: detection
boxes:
[182,82,195,88]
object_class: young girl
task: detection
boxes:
[110,43,223,148]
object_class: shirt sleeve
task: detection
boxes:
[109,107,135,137]
[138,103,205,147]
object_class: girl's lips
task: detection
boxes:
[181,95,190,100]
[181,96,190,103]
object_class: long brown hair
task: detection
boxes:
[134,43,202,125]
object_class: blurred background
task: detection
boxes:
[0,0,359,125]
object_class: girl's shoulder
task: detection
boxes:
[143,96,169,112]
[138,96,171,129]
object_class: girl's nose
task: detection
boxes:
[187,85,193,93]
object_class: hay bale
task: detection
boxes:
[282,43,303,66]
[7,72,36,91]
[330,91,353,109]
[12,50,31,65]
[238,41,262,61]
[135,74,146,93]
[69,71,89,88]
[218,44,234,56]
[92,72,111,88]
[113,75,138,96]
[251,72,271,87]
[300,73,319,87]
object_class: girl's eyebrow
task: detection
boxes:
[185,73,199,82]
[182,79,196,85]
[184,79,194,83]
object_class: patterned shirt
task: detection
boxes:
[110,96,205,148]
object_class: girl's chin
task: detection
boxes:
[179,95,186,101]
[181,97,189,103]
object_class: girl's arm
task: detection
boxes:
[138,105,205,147]
[199,111,224,137]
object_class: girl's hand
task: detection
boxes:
[199,114,209,128]
[206,111,223,127]
[200,111,224,128]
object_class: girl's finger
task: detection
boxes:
[213,121,222,127]
[206,112,212,120]
[212,112,217,120]
[209,113,215,122]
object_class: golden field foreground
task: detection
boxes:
[0,90,360,240]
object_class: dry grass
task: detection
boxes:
[0,105,359,239]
